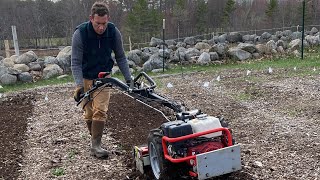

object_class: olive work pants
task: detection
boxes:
[82,79,110,122]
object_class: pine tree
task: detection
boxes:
[222,0,236,29]
[265,0,278,18]
[195,0,208,34]
[125,0,163,43]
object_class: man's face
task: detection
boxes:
[90,14,109,35]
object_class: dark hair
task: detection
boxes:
[91,1,109,17]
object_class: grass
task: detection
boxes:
[67,149,78,159]
[51,167,65,176]
[0,75,74,93]
[0,47,319,93]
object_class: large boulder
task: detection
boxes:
[18,72,33,83]
[0,74,17,85]
[13,64,29,72]
[195,42,211,50]
[185,48,201,61]
[209,43,228,57]
[184,37,197,46]
[57,46,72,73]
[305,35,320,46]
[28,62,42,71]
[255,44,268,55]
[150,37,163,47]
[44,56,59,66]
[227,32,242,43]
[228,48,252,61]
[14,51,37,64]
[127,49,142,66]
[237,43,257,53]
[143,53,166,72]
[197,52,211,65]
[42,64,63,79]
[2,58,15,67]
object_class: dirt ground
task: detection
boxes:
[0,67,319,180]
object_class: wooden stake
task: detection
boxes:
[4,40,10,58]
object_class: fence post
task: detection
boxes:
[11,25,19,56]
[129,36,132,51]
[4,40,10,58]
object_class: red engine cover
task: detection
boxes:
[187,141,225,166]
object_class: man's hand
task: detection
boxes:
[73,86,84,102]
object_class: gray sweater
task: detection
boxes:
[71,26,131,86]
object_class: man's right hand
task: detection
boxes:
[73,86,84,102]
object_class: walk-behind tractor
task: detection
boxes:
[77,72,241,180]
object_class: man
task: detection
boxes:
[71,1,131,159]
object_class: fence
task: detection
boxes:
[1,24,320,57]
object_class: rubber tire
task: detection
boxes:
[147,129,176,180]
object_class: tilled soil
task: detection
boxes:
[0,68,319,180]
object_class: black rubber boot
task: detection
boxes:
[86,120,92,135]
[90,120,108,159]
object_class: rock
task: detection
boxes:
[28,62,42,71]
[289,39,302,51]
[44,56,58,66]
[209,52,219,61]
[151,68,165,73]
[310,27,318,35]
[253,161,263,168]
[228,48,252,61]
[57,74,69,79]
[210,43,228,57]
[252,53,261,59]
[14,51,37,64]
[261,32,272,40]
[238,43,257,53]
[165,40,176,46]
[255,44,268,54]
[291,31,302,40]
[266,40,277,52]
[305,35,320,46]
[218,34,227,43]
[0,65,9,77]
[13,64,30,72]
[127,50,142,66]
[2,58,15,67]
[143,53,166,72]
[184,37,197,46]
[227,32,242,43]
[197,52,210,65]
[195,42,211,50]
[18,72,33,82]
[159,49,170,59]
[42,64,63,79]
[176,42,186,48]
[150,37,163,47]
[10,55,19,62]
[0,73,17,85]
[127,60,136,68]
[56,46,71,73]
[282,30,292,37]
[112,66,120,75]
[185,48,201,61]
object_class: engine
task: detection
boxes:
[160,112,227,165]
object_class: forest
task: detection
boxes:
[0,0,319,49]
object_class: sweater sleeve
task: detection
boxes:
[113,27,132,81]
[71,29,84,87]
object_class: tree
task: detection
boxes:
[222,0,236,30]
[125,0,162,43]
[265,0,278,27]
[195,0,208,34]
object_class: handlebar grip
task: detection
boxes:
[98,72,111,78]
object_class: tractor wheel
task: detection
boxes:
[147,129,176,180]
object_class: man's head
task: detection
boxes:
[90,1,110,35]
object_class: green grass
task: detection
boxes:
[51,167,65,176]
[0,75,74,93]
